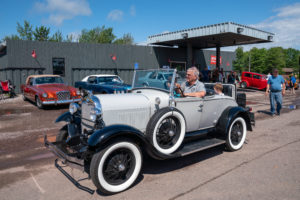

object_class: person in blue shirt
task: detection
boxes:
[265,69,285,116]
[290,74,296,95]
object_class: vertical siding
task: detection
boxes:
[1,40,235,93]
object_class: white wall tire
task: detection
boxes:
[241,82,247,89]
[226,117,247,151]
[90,140,142,194]
[147,108,186,155]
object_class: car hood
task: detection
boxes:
[36,84,72,93]
[100,83,131,90]
[91,90,170,132]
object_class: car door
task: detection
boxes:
[252,74,261,88]
[175,97,204,132]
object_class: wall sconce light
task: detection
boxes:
[181,33,188,39]
[237,27,244,34]
[268,36,273,41]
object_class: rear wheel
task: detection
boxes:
[22,91,27,101]
[146,108,186,155]
[90,139,142,194]
[226,117,247,151]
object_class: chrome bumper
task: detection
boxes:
[42,98,81,105]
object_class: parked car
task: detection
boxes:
[21,75,81,109]
[240,72,268,90]
[75,74,131,94]
[45,69,254,194]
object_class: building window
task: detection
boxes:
[52,58,65,76]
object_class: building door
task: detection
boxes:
[170,61,186,72]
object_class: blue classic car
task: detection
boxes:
[75,75,131,94]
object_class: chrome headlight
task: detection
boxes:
[42,93,48,98]
[69,103,80,114]
[89,95,102,122]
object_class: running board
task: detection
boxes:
[177,138,226,157]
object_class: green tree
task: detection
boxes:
[16,20,33,40]
[33,25,50,41]
[249,47,267,74]
[233,47,246,72]
[113,33,134,45]
[49,30,64,42]
[284,48,300,72]
[3,35,20,41]
[265,47,285,73]
[78,26,116,43]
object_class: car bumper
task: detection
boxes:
[42,98,81,105]
[44,134,84,170]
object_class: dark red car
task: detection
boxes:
[240,72,268,90]
[21,75,81,109]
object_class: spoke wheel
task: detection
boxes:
[146,108,186,155]
[90,139,142,194]
[103,148,135,185]
[226,117,247,151]
[156,117,180,149]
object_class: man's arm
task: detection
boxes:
[184,91,206,98]
[265,84,270,95]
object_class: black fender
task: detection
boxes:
[217,106,252,136]
[88,124,147,148]
[55,112,72,123]
[87,124,175,160]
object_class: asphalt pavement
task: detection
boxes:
[0,89,299,200]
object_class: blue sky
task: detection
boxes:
[1,0,300,50]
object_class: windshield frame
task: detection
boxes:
[34,76,64,85]
[132,69,177,96]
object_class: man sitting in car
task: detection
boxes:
[176,67,206,97]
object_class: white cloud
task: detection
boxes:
[130,5,136,16]
[107,9,124,21]
[223,3,300,51]
[35,0,92,26]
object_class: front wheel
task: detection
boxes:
[241,82,247,89]
[56,125,69,151]
[226,117,247,151]
[35,96,43,109]
[90,139,142,194]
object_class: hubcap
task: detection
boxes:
[156,117,180,149]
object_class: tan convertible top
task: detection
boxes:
[25,74,61,85]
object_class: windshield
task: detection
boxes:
[35,77,64,84]
[97,76,123,84]
[132,69,177,92]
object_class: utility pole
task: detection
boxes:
[249,53,251,72]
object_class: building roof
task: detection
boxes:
[147,22,274,49]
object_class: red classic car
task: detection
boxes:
[240,72,268,90]
[21,75,81,108]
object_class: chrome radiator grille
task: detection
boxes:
[81,101,95,132]
[56,91,70,100]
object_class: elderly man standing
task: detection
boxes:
[265,68,285,116]
[177,67,206,97]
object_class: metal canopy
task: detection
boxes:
[147,22,274,48]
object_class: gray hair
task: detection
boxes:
[188,66,199,77]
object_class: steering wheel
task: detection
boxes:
[176,87,186,97]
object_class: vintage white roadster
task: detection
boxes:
[45,69,254,194]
